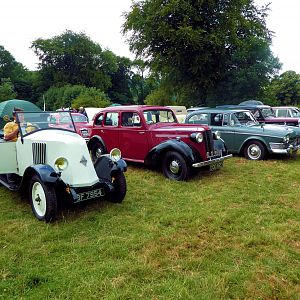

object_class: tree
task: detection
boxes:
[123,0,280,105]
[0,79,17,102]
[72,87,111,108]
[31,30,118,91]
[262,71,300,106]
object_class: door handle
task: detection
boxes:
[100,130,104,133]
[139,131,145,134]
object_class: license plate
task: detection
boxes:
[209,160,223,171]
[77,188,105,202]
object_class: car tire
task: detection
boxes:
[91,142,107,163]
[29,175,57,222]
[162,151,189,180]
[244,140,266,160]
[107,172,127,203]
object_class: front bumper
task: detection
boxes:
[270,142,300,154]
[67,179,114,203]
[192,154,232,168]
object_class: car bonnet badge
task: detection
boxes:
[80,156,88,166]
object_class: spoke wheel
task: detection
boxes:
[162,151,189,181]
[29,175,57,222]
[244,141,266,160]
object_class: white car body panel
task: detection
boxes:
[0,142,18,174]
[16,130,99,187]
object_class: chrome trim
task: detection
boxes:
[192,154,232,168]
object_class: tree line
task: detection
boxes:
[1,0,300,110]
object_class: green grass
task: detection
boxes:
[0,157,299,299]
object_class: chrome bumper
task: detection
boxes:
[192,154,232,168]
[270,143,300,154]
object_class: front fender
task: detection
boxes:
[87,135,107,152]
[214,138,227,153]
[239,137,269,154]
[145,139,197,167]
[94,156,127,181]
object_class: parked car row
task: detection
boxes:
[1,103,300,223]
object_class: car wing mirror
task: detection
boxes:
[3,115,11,122]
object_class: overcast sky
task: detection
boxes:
[0,0,299,74]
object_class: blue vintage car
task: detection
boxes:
[185,108,300,160]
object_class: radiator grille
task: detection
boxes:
[204,130,214,155]
[32,143,46,164]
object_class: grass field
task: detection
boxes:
[0,156,299,299]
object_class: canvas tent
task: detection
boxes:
[0,99,41,129]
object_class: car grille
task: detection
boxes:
[32,143,46,164]
[204,130,214,156]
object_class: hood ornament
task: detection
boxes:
[80,156,88,167]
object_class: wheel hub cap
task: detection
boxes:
[96,148,102,158]
[170,160,180,174]
[249,145,261,159]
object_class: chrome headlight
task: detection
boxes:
[190,132,203,143]
[283,135,290,143]
[110,148,121,162]
[54,157,68,172]
[213,131,221,140]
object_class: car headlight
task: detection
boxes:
[54,157,69,172]
[110,148,121,162]
[213,131,221,140]
[283,135,290,143]
[190,132,203,143]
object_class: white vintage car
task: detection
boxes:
[0,111,127,222]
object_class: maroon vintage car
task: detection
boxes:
[237,104,300,126]
[49,112,92,140]
[87,105,231,180]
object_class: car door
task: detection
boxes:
[118,111,149,161]
[210,113,237,152]
[100,112,120,152]
[0,142,18,174]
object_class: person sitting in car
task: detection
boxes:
[4,108,34,141]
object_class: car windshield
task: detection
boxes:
[15,111,76,137]
[232,111,258,126]
[143,109,177,124]
[261,108,275,118]
[291,108,300,117]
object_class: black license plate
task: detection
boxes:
[77,188,105,202]
[209,160,223,171]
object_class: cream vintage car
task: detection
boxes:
[0,111,127,222]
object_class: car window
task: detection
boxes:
[187,113,208,124]
[121,112,141,127]
[143,110,176,124]
[72,114,87,123]
[95,114,103,126]
[211,113,223,126]
[223,114,229,126]
[277,109,287,117]
[105,112,119,126]
[291,108,300,117]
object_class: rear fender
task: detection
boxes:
[145,139,197,167]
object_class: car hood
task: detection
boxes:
[239,123,297,138]
[149,122,209,133]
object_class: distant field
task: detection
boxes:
[0,157,299,299]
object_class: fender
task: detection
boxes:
[238,137,269,154]
[22,164,60,187]
[87,135,107,152]
[94,156,127,181]
[144,139,198,167]
[214,138,227,153]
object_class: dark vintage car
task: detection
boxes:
[185,108,300,160]
[87,105,232,180]
[273,106,300,118]
[237,104,300,126]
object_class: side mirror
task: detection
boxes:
[3,115,11,122]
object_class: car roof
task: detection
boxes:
[187,108,250,115]
[99,105,174,112]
